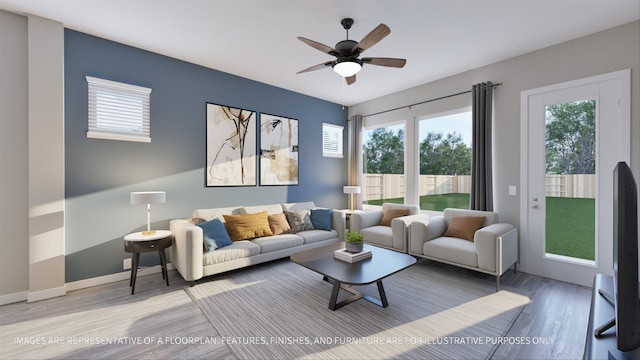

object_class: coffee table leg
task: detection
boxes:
[376,280,388,308]
[329,280,342,311]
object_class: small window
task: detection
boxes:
[322,123,343,158]
[86,76,152,143]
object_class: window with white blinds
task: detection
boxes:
[322,123,343,158]
[86,76,152,143]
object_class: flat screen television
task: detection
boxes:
[594,161,640,352]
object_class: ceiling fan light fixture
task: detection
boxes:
[333,59,362,77]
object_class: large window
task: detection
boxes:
[418,111,472,210]
[362,123,405,205]
[361,110,472,211]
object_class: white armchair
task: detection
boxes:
[350,203,427,253]
[409,208,518,290]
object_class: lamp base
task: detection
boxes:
[141,230,157,236]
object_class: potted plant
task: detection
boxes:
[345,231,364,253]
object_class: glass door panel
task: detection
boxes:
[544,100,596,261]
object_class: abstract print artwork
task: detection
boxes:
[260,114,299,185]
[206,103,257,186]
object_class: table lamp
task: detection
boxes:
[130,191,166,235]
[343,186,361,211]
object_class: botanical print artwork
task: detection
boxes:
[260,114,299,185]
[206,103,257,186]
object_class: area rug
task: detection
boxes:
[185,259,531,360]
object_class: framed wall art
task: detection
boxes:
[206,103,257,187]
[259,113,299,185]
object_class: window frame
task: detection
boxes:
[86,76,152,143]
[322,123,343,158]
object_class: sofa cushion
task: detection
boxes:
[310,208,333,231]
[282,202,316,211]
[197,218,232,252]
[242,204,284,215]
[202,240,261,266]
[285,210,314,233]
[296,229,338,244]
[268,213,291,235]
[423,237,479,268]
[379,208,410,226]
[223,211,273,242]
[251,234,304,253]
[444,215,486,241]
[193,206,243,221]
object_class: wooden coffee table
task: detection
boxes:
[290,243,416,310]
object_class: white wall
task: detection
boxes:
[0,10,29,302]
[0,11,66,303]
[349,21,640,230]
[27,14,66,302]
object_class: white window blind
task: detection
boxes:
[322,123,343,158]
[86,76,152,143]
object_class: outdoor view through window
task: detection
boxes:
[363,111,472,211]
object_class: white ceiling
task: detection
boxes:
[1,0,638,106]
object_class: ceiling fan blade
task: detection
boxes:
[362,57,406,68]
[346,75,356,85]
[351,23,391,53]
[297,37,338,56]
[297,61,333,74]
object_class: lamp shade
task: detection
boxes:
[333,60,362,77]
[343,186,361,194]
[130,191,166,205]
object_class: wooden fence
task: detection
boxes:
[363,174,596,201]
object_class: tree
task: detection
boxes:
[420,132,471,175]
[363,128,404,174]
[545,100,595,174]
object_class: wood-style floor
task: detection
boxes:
[0,260,592,360]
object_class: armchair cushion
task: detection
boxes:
[443,215,486,241]
[379,208,410,226]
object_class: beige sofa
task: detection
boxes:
[170,202,344,281]
[408,208,518,290]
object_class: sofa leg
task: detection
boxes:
[496,275,501,292]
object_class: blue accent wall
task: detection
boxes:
[64,30,348,282]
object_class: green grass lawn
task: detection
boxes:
[545,196,595,261]
[366,194,596,261]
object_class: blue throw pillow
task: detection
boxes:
[197,218,232,252]
[310,208,333,231]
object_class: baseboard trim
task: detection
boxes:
[0,291,29,306]
[0,264,175,305]
[28,285,66,303]
[66,263,175,292]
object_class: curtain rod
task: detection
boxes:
[362,82,502,118]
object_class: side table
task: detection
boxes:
[124,230,173,294]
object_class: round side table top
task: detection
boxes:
[124,230,172,242]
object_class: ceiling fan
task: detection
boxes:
[297,18,406,85]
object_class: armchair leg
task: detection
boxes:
[496,275,501,292]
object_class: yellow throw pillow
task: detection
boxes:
[379,208,410,226]
[223,211,273,242]
[443,215,486,242]
[268,213,291,235]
